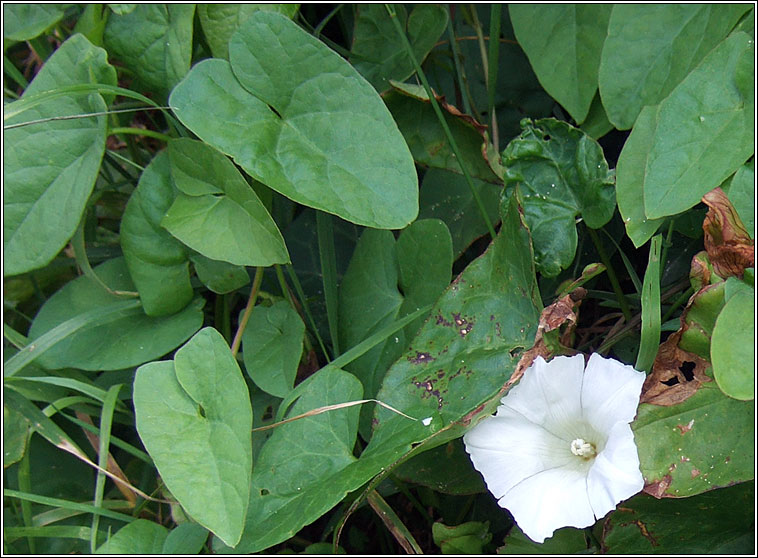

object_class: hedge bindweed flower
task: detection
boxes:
[463,353,646,543]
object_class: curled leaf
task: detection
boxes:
[689,251,716,291]
[702,187,754,279]
[509,288,584,388]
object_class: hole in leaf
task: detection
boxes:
[267,104,282,119]
[543,134,551,141]
[260,488,270,496]
[661,376,680,387]
[198,404,206,418]
[679,361,696,381]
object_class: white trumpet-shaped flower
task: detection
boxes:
[463,353,646,543]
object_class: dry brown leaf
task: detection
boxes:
[702,187,754,279]
[640,331,711,406]
[76,411,137,506]
[507,288,584,388]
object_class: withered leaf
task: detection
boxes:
[702,187,754,279]
[640,331,711,406]
[508,288,585,388]
[689,250,715,291]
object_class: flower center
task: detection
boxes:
[570,438,597,459]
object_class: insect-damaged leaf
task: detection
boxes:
[134,328,252,547]
[169,11,418,229]
[500,118,615,277]
[338,219,453,437]
[634,383,753,499]
[370,189,542,445]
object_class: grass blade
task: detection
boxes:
[385,3,496,240]
[636,235,662,372]
[4,490,134,524]
[90,384,123,552]
[367,490,423,554]
[601,228,642,294]
[17,451,35,553]
[4,83,162,121]
[487,4,502,151]
[275,303,433,422]
[587,227,632,321]
[4,525,92,543]
[445,7,473,115]
[284,263,331,361]
[3,298,142,377]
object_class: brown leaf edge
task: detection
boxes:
[702,186,754,279]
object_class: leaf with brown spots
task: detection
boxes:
[702,187,754,279]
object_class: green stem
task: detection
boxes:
[390,478,433,525]
[587,227,632,322]
[385,3,496,239]
[29,35,53,61]
[285,264,331,362]
[317,211,340,356]
[659,219,675,281]
[487,4,501,152]
[274,265,314,356]
[313,4,344,37]
[230,267,263,357]
[222,293,232,345]
[661,286,694,323]
[72,220,138,297]
[105,149,145,172]
[108,126,172,143]
[445,7,473,115]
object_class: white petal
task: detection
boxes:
[586,422,644,518]
[497,355,586,441]
[499,462,596,543]
[581,353,645,430]
[463,414,572,499]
